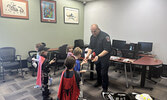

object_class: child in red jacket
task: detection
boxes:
[57,56,80,100]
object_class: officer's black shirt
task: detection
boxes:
[89,31,111,59]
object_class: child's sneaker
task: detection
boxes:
[34,85,40,88]
[80,81,84,85]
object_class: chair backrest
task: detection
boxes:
[0,47,16,62]
[58,44,68,59]
[74,39,84,49]
[122,43,139,59]
[161,64,167,78]
[110,47,117,56]
[121,49,134,59]
[27,50,37,63]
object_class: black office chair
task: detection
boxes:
[74,39,84,49]
[27,50,37,63]
[110,43,126,72]
[126,43,141,74]
[160,64,167,79]
[121,49,135,59]
[0,47,23,82]
[110,47,118,56]
[112,44,135,73]
[53,44,68,75]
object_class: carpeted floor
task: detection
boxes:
[0,64,167,100]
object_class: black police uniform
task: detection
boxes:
[89,31,111,91]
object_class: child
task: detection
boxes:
[31,43,42,70]
[73,47,87,85]
[34,43,53,88]
[57,56,80,100]
[32,43,45,88]
[36,48,56,99]
[66,45,74,57]
[32,43,46,69]
[73,47,87,72]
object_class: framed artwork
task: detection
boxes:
[41,0,56,23]
[64,7,79,24]
[0,0,29,19]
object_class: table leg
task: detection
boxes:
[124,63,128,88]
[140,65,146,87]
[130,63,133,85]
[133,65,153,90]
[90,62,94,80]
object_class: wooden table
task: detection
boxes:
[132,57,163,90]
[138,54,156,58]
[110,56,135,88]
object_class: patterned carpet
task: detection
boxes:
[0,65,167,100]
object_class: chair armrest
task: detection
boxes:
[28,50,37,57]
[0,57,2,61]
[52,50,60,53]
[0,57,3,64]
[16,55,22,60]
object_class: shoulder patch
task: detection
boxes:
[105,36,110,42]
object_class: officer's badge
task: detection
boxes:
[106,36,110,42]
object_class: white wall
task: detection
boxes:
[84,0,167,64]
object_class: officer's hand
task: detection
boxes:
[80,70,87,73]
[49,58,56,64]
[92,56,98,62]
[85,55,89,61]
[81,59,87,66]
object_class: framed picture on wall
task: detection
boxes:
[64,7,79,24]
[41,0,56,23]
[0,0,29,19]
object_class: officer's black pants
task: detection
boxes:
[95,59,109,90]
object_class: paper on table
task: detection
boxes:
[110,56,120,60]
[123,59,129,62]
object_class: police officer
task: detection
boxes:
[85,24,111,92]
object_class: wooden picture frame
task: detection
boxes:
[64,7,79,24]
[41,0,56,23]
[0,0,29,19]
